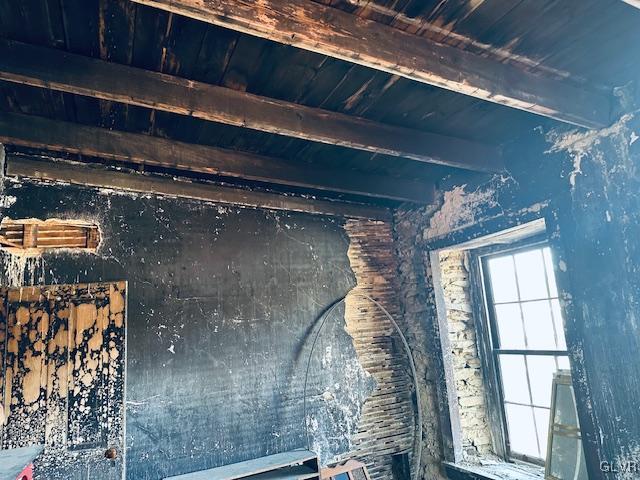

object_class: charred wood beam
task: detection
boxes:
[5,156,392,221]
[0,39,501,173]
[0,111,434,203]
[130,0,613,129]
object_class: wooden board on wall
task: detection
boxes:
[0,282,127,478]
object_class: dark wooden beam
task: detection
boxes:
[0,39,501,173]
[130,0,613,129]
[5,156,391,221]
[0,111,434,203]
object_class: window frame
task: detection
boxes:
[469,236,569,466]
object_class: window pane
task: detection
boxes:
[505,403,539,458]
[527,355,557,408]
[554,384,578,428]
[557,355,571,370]
[554,382,578,426]
[543,247,559,297]
[534,407,551,458]
[495,303,526,349]
[488,255,519,303]
[549,434,586,480]
[550,299,567,349]
[514,249,548,301]
[521,300,556,350]
[499,354,531,404]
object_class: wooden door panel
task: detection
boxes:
[2,302,50,448]
[0,282,126,480]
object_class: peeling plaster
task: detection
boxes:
[426,185,496,239]
[0,195,16,208]
[0,252,46,287]
[546,113,636,188]
[424,175,518,240]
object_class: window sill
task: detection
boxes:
[443,460,544,480]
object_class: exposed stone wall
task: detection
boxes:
[392,202,502,477]
[391,153,559,474]
[393,205,447,480]
[438,250,492,458]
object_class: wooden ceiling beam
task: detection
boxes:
[5,156,391,221]
[0,39,501,173]
[130,0,613,129]
[0,111,434,204]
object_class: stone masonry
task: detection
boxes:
[438,250,492,459]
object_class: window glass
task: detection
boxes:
[488,255,519,303]
[527,355,557,407]
[534,407,551,455]
[505,404,539,458]
[521,300,556,350]
[550,299,567,349]
[543,247,559,297]
[483,243,570,464]
[495,303,525,348]
[557,356,571,370]
[499,354,530,404]
[514,249,548,301]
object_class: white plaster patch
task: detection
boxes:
[569,154,583,188]
[546,113,634,188]
[0,195,16,208]
[321,345,333,368]
[630,131,639,146]
[425,183,499,239]
[322,390,334,402]
[0,251,46,287]
[524,202,546,214]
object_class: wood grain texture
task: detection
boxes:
[0,217,100,253]
[0,39,502,172]
[0,283,126,478]
[0,111,434,203]
[5,156,391,221]
[131,0,613,128]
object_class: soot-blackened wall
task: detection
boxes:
[0,176,376,479]
[395,112,640,479]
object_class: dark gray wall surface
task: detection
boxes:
[0,176,374,479]
[415,113,640,479]
[548,115,640,479]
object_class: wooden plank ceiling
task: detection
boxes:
[0,0,637,206]
[131,0,612,128]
